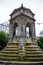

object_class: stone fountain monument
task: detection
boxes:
[9,4,36,43]
[0,5,43,63]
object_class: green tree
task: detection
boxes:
[0,31,8,50]
[37,37,43,49]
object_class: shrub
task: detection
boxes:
[0,31,8,50]
[37,36,43,49]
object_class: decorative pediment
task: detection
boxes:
[10,4,35,20]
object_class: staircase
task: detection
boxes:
[0,42,19,61]
[0,41,43,62]
[25,42,43,61]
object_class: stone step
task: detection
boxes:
[25,42,34,45]
[5,48,19,50]
[2,51,43,54]
[3,49,19,51]
[25,46,40,48]
[6,46,19,48]
[0,56,19,60]
[8,43,19,45]
[25,51,43,54]
[1,51,19,54]
[0,56,43,61]
[25,50,43,53]
[3,48,19,51]
[25,57,43,60]
[25,55,43,57]
[1,51,43,56]
[25,49,42,51]
[25,46,39,48]
[25,54,43,56]
[25,44,38,46]
[25,50,43,52]
[7,45,19,47]
[5,47,19,49]
[25,48,41,51]
[0,54,19,57]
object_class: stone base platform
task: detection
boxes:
[0,62,43,65]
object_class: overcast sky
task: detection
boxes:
[0,0,43,36]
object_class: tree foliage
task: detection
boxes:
[37,37,43,49]
[0,31,8,49]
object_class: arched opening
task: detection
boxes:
[26,22,32,38]
[13,22,18,36]
[26,27,29,38]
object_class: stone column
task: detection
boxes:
[8,23,14,43]
[18,25,21,36]
[9,23,13,38]
[23,25,26,36]
[31,22,36,43]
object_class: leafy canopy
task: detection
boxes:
[0,31,8,49]
[37,37,43,49]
